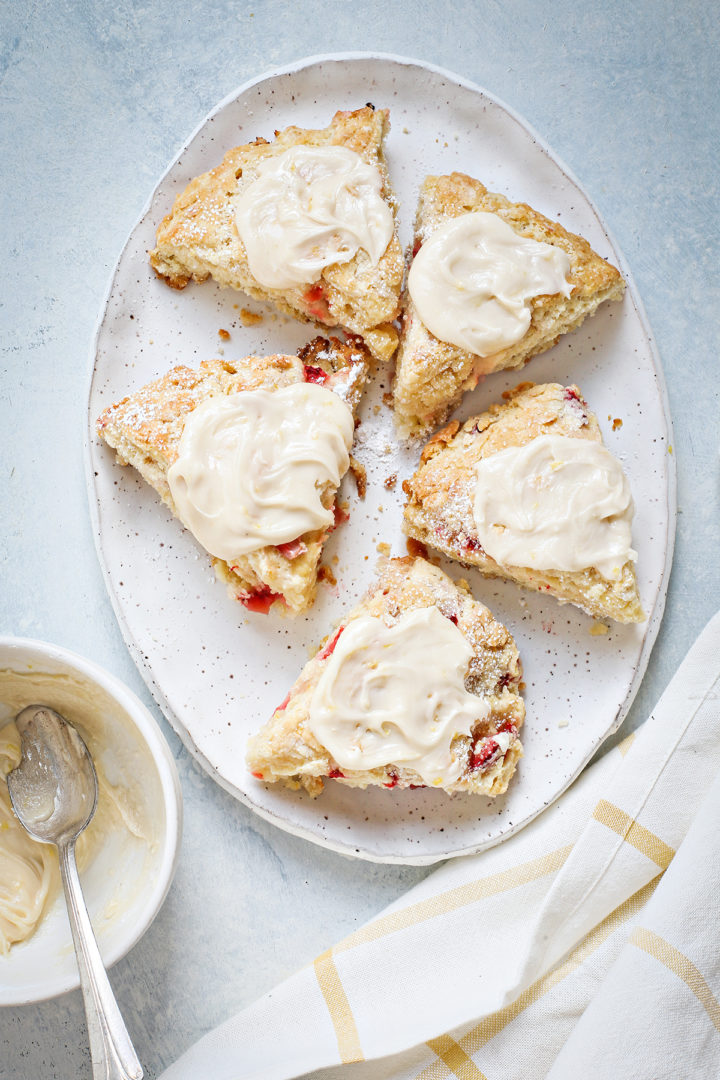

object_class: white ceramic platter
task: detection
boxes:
[86,54,674,864]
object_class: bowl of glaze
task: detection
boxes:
[0,637,182,1005]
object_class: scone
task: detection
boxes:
[403,382,644,623]
[246,556,524,797]
[150,106,404,364]
[393,173,625,437]
[96,336,370,615]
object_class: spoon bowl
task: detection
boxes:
[9,705,98,846]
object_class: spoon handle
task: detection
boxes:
[59,841,143,1080]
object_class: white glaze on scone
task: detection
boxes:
[234,144,394,289]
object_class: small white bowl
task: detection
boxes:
[0,637,182,1005]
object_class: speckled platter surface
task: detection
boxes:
[86,54,674,865]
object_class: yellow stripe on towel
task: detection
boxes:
[336,846,573,954]
[426,1035,488,1079]
[593,799,675,869]
[313,950,363,1063]
[631,927,720,1032]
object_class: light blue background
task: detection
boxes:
[1,2,718,1077]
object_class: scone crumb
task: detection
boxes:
[318,564,337,587]
[612,417,623,431]
[218,328,231,341]
[590,621,609,636]
[349,455,367,498]
[557,718,570,728]
[376,542,391,557]
[240,308,264,326]
[384,473,397,490]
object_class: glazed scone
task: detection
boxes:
[246,556,524,797]
[403,382,644,623]
[150,107,404,364]
[96,336,370,615]
[393,173,625,437]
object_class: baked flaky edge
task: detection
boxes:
[149,106,404,364]
[393,173,626,438]
[246,555,524,797]
[402,382,645,623]
[96,336,370,615]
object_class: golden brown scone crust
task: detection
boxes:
[246,556,524,797]
[393,173,625,437]
[403,382,644,623]
[96,336,370,615]
[150,107,404,363]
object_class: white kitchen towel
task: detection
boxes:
[161,612,720,1080]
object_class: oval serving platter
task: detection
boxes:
[86,53,675,864]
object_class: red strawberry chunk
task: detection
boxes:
[470,738,500,770]
[302,284,331,321]
[240,585,283,614]
[275,692,291,713]
[276,539,307,560]
[333,503,349,527]
[318,625,344,661]
[563,387,583,404]
[303,364,330,385]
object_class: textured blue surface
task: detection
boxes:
[1,2,718,1077]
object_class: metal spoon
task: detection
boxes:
[7,705,143,1080]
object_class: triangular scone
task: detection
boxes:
[246,556,524,797]
[393,173,625,437]
[403,382,644,623]
[96,336,370,615]
[150,107,404,364]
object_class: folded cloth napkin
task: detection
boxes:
[161,612,720,1080]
